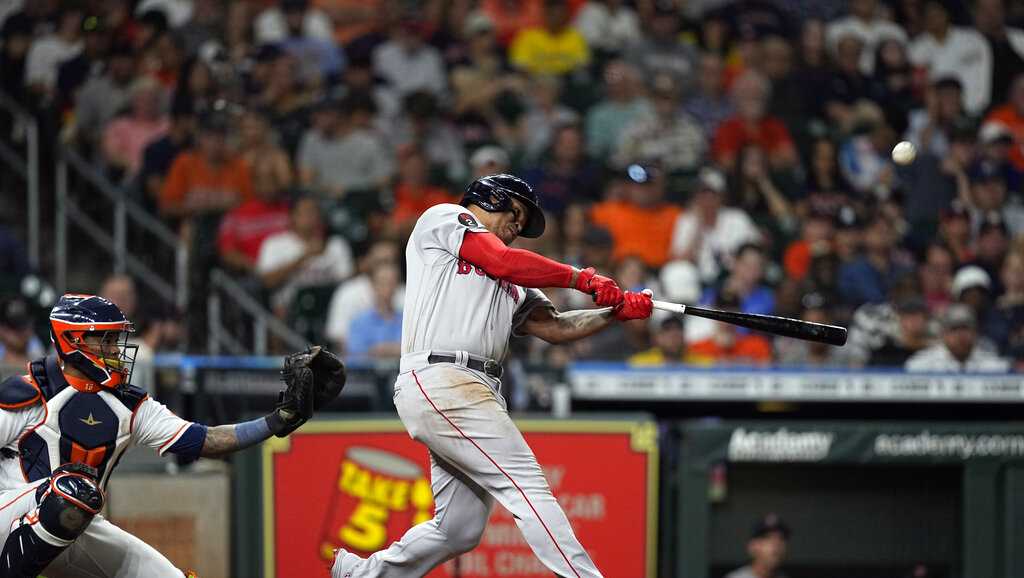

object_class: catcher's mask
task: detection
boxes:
[49,294,138,390]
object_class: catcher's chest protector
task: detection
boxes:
[18,356,145,490]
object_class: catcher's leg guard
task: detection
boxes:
[0,471,105,576]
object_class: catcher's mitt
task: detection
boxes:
[272,346,347,437]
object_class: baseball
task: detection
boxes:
[892,141,917,165]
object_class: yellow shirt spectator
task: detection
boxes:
[510,26,590,76]
[629,347,701,367]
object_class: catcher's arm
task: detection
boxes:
[200,346,347,457]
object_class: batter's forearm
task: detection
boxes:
[548,308,617,343]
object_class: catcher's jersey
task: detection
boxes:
[0,356,194,491]
[402,204,550,362]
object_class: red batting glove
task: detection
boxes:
[615,290,653,321]
[574,267,624,307]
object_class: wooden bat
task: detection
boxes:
[652,300,848,346]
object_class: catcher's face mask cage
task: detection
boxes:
[49,294,139,389]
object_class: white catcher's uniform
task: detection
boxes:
[335,203,602,577]
[0,364,197,577]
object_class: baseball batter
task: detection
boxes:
[332,174,653,577]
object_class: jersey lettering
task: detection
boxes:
[454,259,520,303]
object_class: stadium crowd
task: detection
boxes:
[1,0,1024,373]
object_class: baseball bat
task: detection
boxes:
[652,300,848,346]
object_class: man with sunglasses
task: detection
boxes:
[0,293,337,576]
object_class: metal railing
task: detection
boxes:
[0,91,39,269]
[54,146,187,308]
[207,269,309,355]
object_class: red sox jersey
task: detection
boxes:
[401,203,550,363]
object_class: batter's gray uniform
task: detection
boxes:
[333,203,602,577]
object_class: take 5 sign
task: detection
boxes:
[261,419,658,578]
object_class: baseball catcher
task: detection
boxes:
[0,294,344,576]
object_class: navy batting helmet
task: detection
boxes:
[461,174,546,238]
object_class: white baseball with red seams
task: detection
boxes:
[332,203,602,577]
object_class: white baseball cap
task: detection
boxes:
[951,265,991,298]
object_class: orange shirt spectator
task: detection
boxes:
[591,164,681,268]
[314,0,385,45]
[984,78,1024,171]
[481,0,546,46]
[159,151,254,217]
[688,333,773,366]
[392,184,457,225]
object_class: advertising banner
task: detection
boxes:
[262,419,658,578]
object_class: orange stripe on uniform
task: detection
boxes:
[158,423,190,454]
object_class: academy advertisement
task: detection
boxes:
[261,419,658,578]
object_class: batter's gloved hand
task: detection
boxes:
[615,290,653,321]
[269,346,347,437]
[574,267,624,307]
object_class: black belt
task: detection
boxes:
[427,354,503,378]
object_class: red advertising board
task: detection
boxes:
[261,419,658,578]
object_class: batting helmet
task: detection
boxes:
[460,174,546,238]
[49,294,138,390]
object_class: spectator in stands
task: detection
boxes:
[373,13,447,101]
[297,93,394,199]
[615,73,705,174]
[824,32,875,135]
[900,121,975,247]
[159,110,254,229]
[838,102,897,199]
[216,180,291,276]
[967,160,1024,237]
[866,297,933,367]
[239,108,293,192]
[873,38,916,134]
[838,213,913,307]
[0,297,42,369]
[629,317,695,366]
[389,145,457,234]
[909,0,992,115]
[522,123,601,218]
[74,42,136,153]
[683,52,734,139]
[731,145,797,244]
[24,5,83,105]
[972,0,1024,110]
[257,196,354,315]
[976,123,1022,188]
[624,2,697,91]
[274,0,345,84]
[255,0,334,45]
[826,0,908,75]
[171,56,217,119]
[670,167,760,284]
[480,0,545,47]
[510,0,589,77]
[573,0,641,57]
[986,249,1024,355]
[970,215,1011,296]
[591,163,681,268]
[325,240,404,352]
[939,200,975,265]
[391,90,468,186]
[790,19,833,122]
[688,290,773,367]
[952,265,994,326]
[802,138,854,216]
[346,261,403,360]
[468,145,511,180]
[175,0,222,57]
[139,102,194,208]
[920,243,955,312]
[102,77,169,180]
[904,77,968,160]
[99,274,139,320]
[585,60,650,162]
[783,210,833,282]
[703,243,775,317]
[519,75,580,164]
[724,514,791,578]
[985,74,1024,172]
[776,293,847,367]
[139,31,184,91]
[905,303,1010,372]
[713,70,798,171]
[57,15,112,118]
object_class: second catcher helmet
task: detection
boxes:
[460,174,546,238]
[49,294,138,389]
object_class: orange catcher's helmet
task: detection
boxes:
[48,294,138,389]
